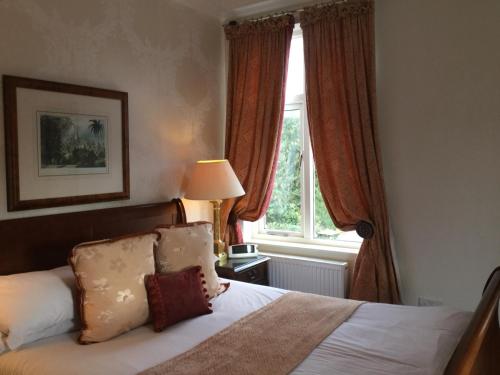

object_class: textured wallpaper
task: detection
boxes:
[0,0,224,219]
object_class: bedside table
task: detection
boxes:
[215,255,270,286]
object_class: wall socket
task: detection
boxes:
[418,296,443,306]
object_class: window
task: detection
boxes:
[249,26,361,248]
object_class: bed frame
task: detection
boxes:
[0,199,497,374]
[444,265,500,375]
[0,199,186,276]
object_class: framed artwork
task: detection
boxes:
[3,75,129,211]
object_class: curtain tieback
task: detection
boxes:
[356,220,374,239]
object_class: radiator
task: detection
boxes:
[266,254,348,298]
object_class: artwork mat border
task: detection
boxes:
[3,75,129,211]
[17,89,121,200]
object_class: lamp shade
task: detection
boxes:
[184,160,245,200]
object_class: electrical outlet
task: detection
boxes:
[418,296,443,306]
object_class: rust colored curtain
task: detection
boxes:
[300,1,400,303]
[221,16,294,244]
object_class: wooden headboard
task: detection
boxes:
[0,199,186,275]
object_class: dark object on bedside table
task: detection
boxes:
[215,255,270,286]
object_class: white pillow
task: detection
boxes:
[0,266,78,353]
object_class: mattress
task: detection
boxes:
[0,280,470,375]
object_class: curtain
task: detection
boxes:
[300,1,400,303]
[221,15,294,245]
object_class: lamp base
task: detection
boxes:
[214,237,225,256]
[217,250,228,266]
[214,239,228,265]
[210,200,227,265]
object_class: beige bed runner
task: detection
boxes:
[140,291,363,375]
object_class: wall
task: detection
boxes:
[376,0,500,310]
[0,0,224,220]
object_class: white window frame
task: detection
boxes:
[247,28,361,252]
[251,98,360,250]
[258,100,306,239]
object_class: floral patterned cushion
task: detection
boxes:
[69,232,159,344]
[155,222,223,299]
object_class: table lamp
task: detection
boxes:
[184,160,245,259]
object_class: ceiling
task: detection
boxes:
[175,0,319,22]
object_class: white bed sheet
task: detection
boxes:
[0,280,470,375]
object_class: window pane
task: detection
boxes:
[314,170,362,242]
[285,34,304,101]
[313,170,341,240]
[265,109,302,233]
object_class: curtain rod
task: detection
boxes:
[226,0,351,25]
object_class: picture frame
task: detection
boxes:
[3,75,130,211]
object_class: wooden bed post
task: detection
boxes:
[444,266,500,375]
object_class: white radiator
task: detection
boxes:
[266,254,348,298]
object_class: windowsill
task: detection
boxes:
[248,237,360,263]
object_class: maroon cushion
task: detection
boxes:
[145,266,213,332]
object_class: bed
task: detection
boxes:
[0,199,498,375]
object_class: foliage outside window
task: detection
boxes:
[265,109,302,233]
